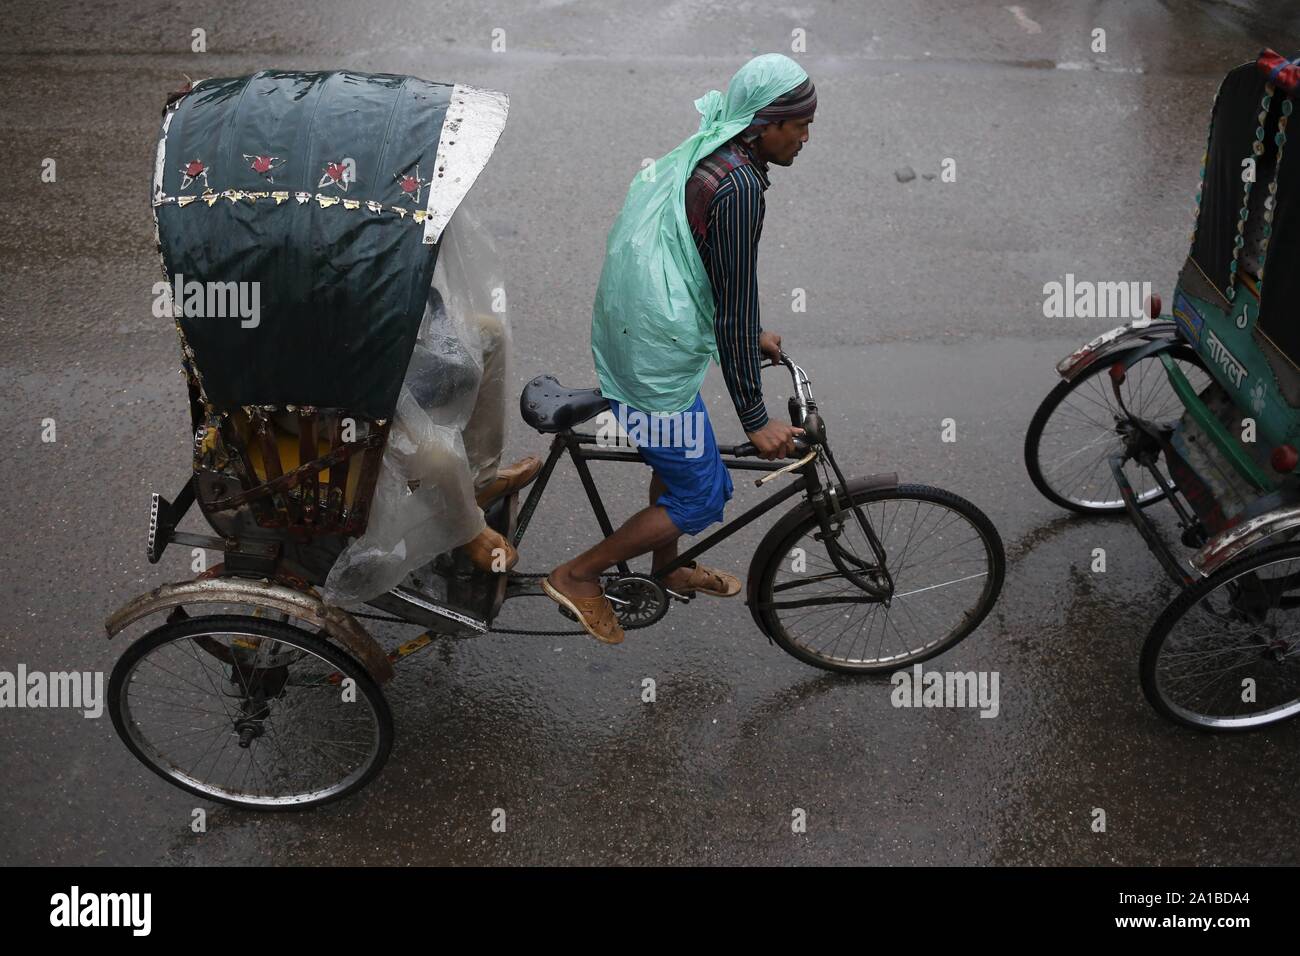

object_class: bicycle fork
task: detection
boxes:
[808,445,895,603]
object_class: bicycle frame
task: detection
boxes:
[507,352,892,600]
[509,427,810,584]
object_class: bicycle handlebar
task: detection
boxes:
[730,349,818,458]
[730,435,811,459]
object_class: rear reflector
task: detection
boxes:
[1272,445,1299,473]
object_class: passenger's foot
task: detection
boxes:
[661,562,742,597]
[542,575,625,645]
[459,527,518,573]
[476,455,543,508]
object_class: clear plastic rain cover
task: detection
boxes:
[320,200,508,605]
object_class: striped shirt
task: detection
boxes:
[686,140,772,432]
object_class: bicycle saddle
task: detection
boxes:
[520,375,609,432]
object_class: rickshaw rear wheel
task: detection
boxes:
[1024,345,1207,514]
[1141,541,1300,731]
[109,614,393,810]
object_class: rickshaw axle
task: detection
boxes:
[235,719,266,748]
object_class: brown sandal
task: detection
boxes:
[541,577,625,644]
[668,562,742,598]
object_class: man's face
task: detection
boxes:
[756,115,813,166]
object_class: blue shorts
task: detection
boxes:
[606,392,734,535]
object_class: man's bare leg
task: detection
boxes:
[549,497,680,598]
[648,472,675,573]
[552,471,704,598]
[648,472,694,591]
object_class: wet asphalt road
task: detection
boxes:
[4,0,1300,866]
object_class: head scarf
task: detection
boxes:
[751,77,817,125]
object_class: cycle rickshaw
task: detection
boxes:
[1025,49,1300,731]
[107,69,1005,809]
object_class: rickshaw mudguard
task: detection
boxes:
[104,578,395,684]
[744,472,900,639]
[1192,505,1300,577]
[1055,319,1182,382]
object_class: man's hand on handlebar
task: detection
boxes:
[758,330,784,364]
[746,420,805,460]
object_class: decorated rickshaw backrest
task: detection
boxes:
[1186,52,1300,356]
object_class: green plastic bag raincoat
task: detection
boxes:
[591,54,808,415]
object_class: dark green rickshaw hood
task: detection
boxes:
[152,69,509,420]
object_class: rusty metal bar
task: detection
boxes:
[218,415,280,525]
[251,409,284,481]
[299,407,319,525]
[250,408,295,524]
[348,421,389,533]
[325,412,351,525]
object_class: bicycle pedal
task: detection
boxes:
[665,587,692,602]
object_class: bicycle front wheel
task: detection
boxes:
[753,483,1005,674]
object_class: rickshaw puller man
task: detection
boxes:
[543,54,816,644]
